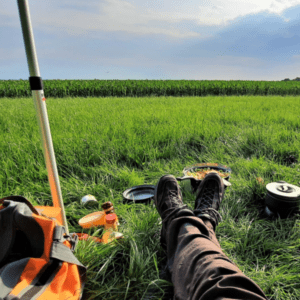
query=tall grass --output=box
[0,96,300,299]
[1,79,300,98]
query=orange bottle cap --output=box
[106,213,116,224]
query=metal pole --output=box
[17,0,69,234]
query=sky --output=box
[1,0,300,80]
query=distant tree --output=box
[282,78,290,81]
[293,77,300,81]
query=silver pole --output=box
[17,0,69,234]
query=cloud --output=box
[171,6,300,64]
[3,0,300,39]
[23,0,201,39]
[2,0,300,80]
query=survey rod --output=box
[17,0,69,234]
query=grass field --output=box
[1,95,300,299]
[1,79,300,98]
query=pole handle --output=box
[17,0,69,234]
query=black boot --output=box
[193,173,226,230]
[154,175,194,250]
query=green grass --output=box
[1,95,300,299]
[2,79,300,98]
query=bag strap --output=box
[51,226,84,266]
[50,226,87,284]
[52,226,78,252]
[0,196,39,215]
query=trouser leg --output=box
[166,216,268,300]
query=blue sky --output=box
[1,0,300,80]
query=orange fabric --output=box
[33,214,56,259]
[37,263,82,300]
[10,212,55,295]
[5,204,83,300]
[35,206,62,222]
[10,258,48,295]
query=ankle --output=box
[176,207,195,218]
[198,215,217,230]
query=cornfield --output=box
[1,79,300,98]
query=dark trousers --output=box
[166,216,268,300]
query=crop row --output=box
[1,79,300,97]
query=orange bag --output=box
[0,196,86,300]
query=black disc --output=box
[123,185,155,205]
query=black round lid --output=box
[123,185,155,204]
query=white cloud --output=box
[2,0,300,39]
[129,0,300,26]
[193,0,300,25]
[27,0,201,39]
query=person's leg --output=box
[166,216,268,300]
[154,174,268,300]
